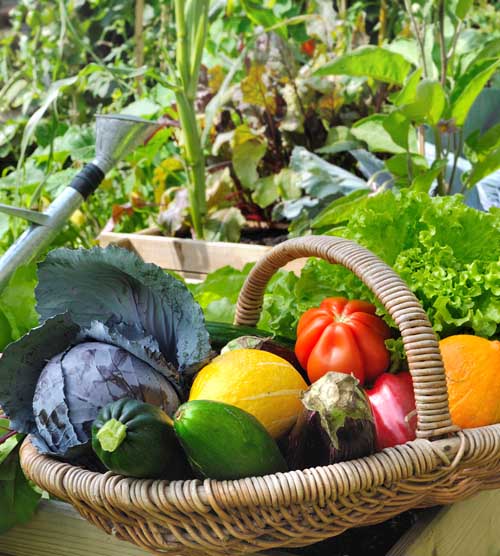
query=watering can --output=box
[0,114,163,291]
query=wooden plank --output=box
[1,500,295,556]
[388,489,500,556]
[1,501,151,556]
[98,231,306,276]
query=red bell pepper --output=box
[295,297,391,385]
[365,372,417,450]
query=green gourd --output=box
[173,400,288,480]
[205,321,294,350]
[92,398,187,479]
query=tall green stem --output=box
[434,128,448,196]
[174,0,209,239]
[175,0,190,90]
[188,1,209,101]
[437,0,447,87]
[449,129,463,193]
[175,92,206,239]
[134,0,145,93]
[404,0,428,78]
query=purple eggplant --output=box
[286,372,376,470]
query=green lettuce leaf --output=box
[190,264,300,339]
[329,191,500,337]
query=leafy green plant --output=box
[193,189,500,340]
[0,412,41,535]
[310,0,500,211]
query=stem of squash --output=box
[96,419,128,453]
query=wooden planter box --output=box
[98,228,305,280]
[3,490,500,556]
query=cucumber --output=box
[206,321,294,350]
[92,398,188,479]
[173,400,288,480]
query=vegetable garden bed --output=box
[98,228,304,280]
[2,1,500,555]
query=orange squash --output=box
[439,335,500,429]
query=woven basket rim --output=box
[20,424,500,556]
[21,429,473,513]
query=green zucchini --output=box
[92,398,188,479]
[205,321,294,350]
[205,321,303,375]
[173,400,288,480]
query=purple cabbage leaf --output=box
[0,313,180,458]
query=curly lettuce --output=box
[328,191,500,337]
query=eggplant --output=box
[286,372,376,470]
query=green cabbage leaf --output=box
[36,246,211,375]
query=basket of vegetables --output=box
[3,236,500,555]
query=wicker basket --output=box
[20,236,500,556]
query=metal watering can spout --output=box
[0,114,164,291]
[93,114,163,174]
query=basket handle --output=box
[234,236,459,440]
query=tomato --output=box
[301,39,316,57]
[295,297,391,385]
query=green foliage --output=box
[0,265,38,350]
[314,46,412,85]
[2,0,500,256]
[231,125,267,188]
[468,148,500,187]
[456,0,474,20]
[352,115,407,154]
[195,191,500,341]
[401,79,446,125]
[450,59,500,127]
[189,264,253,323]
[0,438,41,534]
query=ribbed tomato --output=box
[295,297,391,385]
